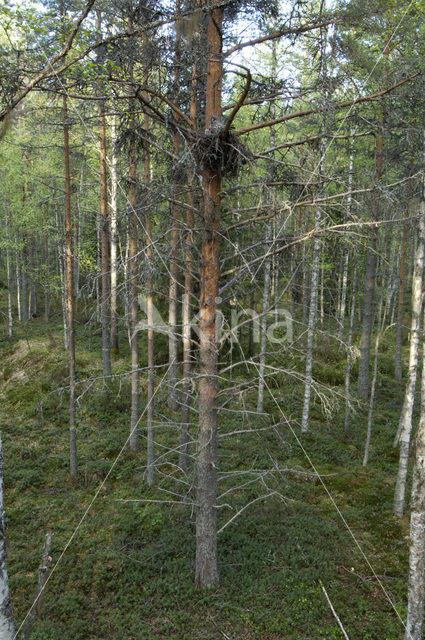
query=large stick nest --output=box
[191,122,251,177]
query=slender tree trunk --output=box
[63,95,78,478]
[99,97,111,380]
[301,143,324,433]
[405,345,425,640]
[257,53,276,416]
[180,60,197,471]
[75,160,84,300]
[247,287,255,358]
[0,433,15,640]
[338,145,354,337]
[145,111,155,487]
[128,99,139,452]
[21,235,29,324]
[15,249,21,323]
[56,211,68,349]
[393,210,425,517]
[21,531,53,640]
[42,206,49,323]
[320,258,324,325]
[123,225,131,345]
[168,5,181,411]
[96,220,101,323]
[395,155,414,380]
[344,271,357,433]
[110,114,119,353]
[5,216,13,338]
[363,271,385,465]
[195,2,223,589]
[357,128,383,398]
[28,239,37,318]
[257,220,272,414]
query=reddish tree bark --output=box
[195,1,223,589]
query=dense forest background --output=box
[1,0,425,638]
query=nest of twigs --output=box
[192,128,251,177]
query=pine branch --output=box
[0,0,96,121]
[234,73,421,137]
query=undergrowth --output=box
[0,316,413,639]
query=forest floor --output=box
[0,312,415,639]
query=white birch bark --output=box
[393,209,425,517]
[0,433,15,640]
[405,344,425,639]
[110,115,119,352]
[301,141,324,433]
[301,221,321,433]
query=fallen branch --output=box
[21,531,54,640]
[319,580,350,640]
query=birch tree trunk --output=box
[99,96,111,381]
[301,142,324,433]
[0,433,15,640]
[195,1,223,588]
[405,340,425,639]
[393,209,425,517]
[145,111,155,487]
[110,114,119,353]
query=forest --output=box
[1,0,425,637]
